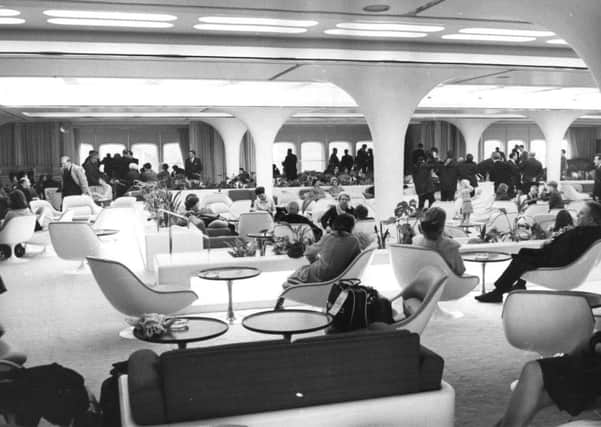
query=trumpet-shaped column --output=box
[228,108,295,195]
[528,111,585,182]
[313,65,477,219]
[447,119,497,161]
[202,117,248,180]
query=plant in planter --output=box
[381,200,420,245]
[226,238,257,257]
[272,224,314,258]
[139,182,183,229]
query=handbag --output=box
[327,279,392,332]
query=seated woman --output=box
[352,204,376,249]
[413,207,465,276]
[251,186,275,216]
[326,177,344,198]
[496,331,601,427]
[284,213,361,288]
[524,184,539,205]
[320,192,355,230]
[0,190,34,231]
[495,183,512,201]
[180,194,220,231]
[549,209,574,237]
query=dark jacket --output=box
[523,225,601,267]
[184,157,203,179]
[340,154,354,171]
[278,213,323,241]
[490,161,513,188]
[437,159,459,192]
[547,190,565,210]
[476,158,494,179]
[594,165,601,200]
[320,206,355,230]
[283,154,298,179]
[457,160,478,188]
[520,158,543,183]
[412,162,435,195]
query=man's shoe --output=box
[512,280,526,291]
[475,290,503,303]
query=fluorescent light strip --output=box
[23,112,234,118]
[459,28,554,37]
[0,9,19,17]
[442,34,536,42]
[579,115,601,119]
[0,17,23,24]
[47,18,173,28]
[325,29,427,38]
[293,113,364,118]
[194,23,306,34]
[547,39,568,45]
[413,113,527,119]
[43,10,177,21]
[337,22,444,32]
[0,41,586,69]
[198,16,317,27]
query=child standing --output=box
[459,179,473,225]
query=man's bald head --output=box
[287,201,300,215]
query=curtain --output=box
[0,124,16,171]
[239,131,256,172]
[177,127,189,157]
[567,127,598,159]
[191,122,226,184]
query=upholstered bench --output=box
[119,329,454,426]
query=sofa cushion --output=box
[158,330,422,423]
[128,349,166,425]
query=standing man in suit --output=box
[520,152,543,193]
[327,148,340,173]
[340,149,354,172]
[60,155,90,198]
[476,201,601,303]
[355,144,369,173]
[184,150,203,180]
[593,154,601,201]
[282,148,298,180]
[490,152,514,196]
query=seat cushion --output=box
[128,350,166,425]
[158,330,423,423]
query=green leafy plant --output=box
[272,224,314,258]
[139,182,182,227]
[226,238,257,257]
[381,200,420,245]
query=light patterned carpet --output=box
[1,247,600,427]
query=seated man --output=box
[277,201,323,241]
[251,186,275,216]
[541,180,565,210]
[496,331,601,427]
[284,213,360,288]
[477,201,601,303]
[413,207,465,276]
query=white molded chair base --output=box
[119,326,135,340]
[2,254,28,264]
[65,260,88,275]
[434,303,464,320]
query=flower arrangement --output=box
[272,224,314,258]
[226,238,257,257]
[380,200,420,245]
[126,313,180,339]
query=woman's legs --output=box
[497,360,554,427]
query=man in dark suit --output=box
[327,148,340,173]
[282,148,298,180]
[340,149,354,172]
[476,201,601,303]
[593,154,601,201]
[184,150,203,180]
[520,151,543,193]
[277,201,323,241]
[490,152,514,196]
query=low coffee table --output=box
[462,251,512,294]
[242,309,333,341]
[197,266,261,324]
[133,316,228,349]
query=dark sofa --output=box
[120,330,454,426]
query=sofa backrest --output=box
[157,330,423,424]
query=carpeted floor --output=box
[1,246,600,426]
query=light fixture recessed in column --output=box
[337,22,444,32]
[0,8,20,17]
[363,4,390,12]
[0,17,24,24]
[547,39,568,45]
[325,28,427,38]
[198,16,317,27]
[43,10,177,21]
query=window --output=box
[355,141,373,153]
[273,142,296,167]
[301,141,325,172]
[99,143,126,160]
[328,141,352,159]
[529,139,546,167]
[162,143,183,168]
[132,143,159,170]
[483,139,503,159]
[507,139,524,157]
[78,143,94,165]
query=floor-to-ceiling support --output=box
[202,118,248,181]
[446,119,498,162]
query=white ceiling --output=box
[0,0,598,125]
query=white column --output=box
[446,119,497,161]
[314,64,476,220]
[228,108,295,196]
[528,111,586,182]
[202,117,247,180]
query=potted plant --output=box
[139,182,182,229]
[226,238,257,257]
[380,200,420,246]
[272,224,314,258]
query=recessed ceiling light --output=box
[337,22,444,32]
[43,10,177,21]
[47,18,173,28]
[363,4,390,12]
[198,16,317,27]
[413,113,528,119]
[194,23,307,34]
[0,17,24,24]
[459,28,554,37]
[325,28,427,38]
[547,39,568,45]
[442,34,536,42]
[579,115,601,119]
[0,9,20,17]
